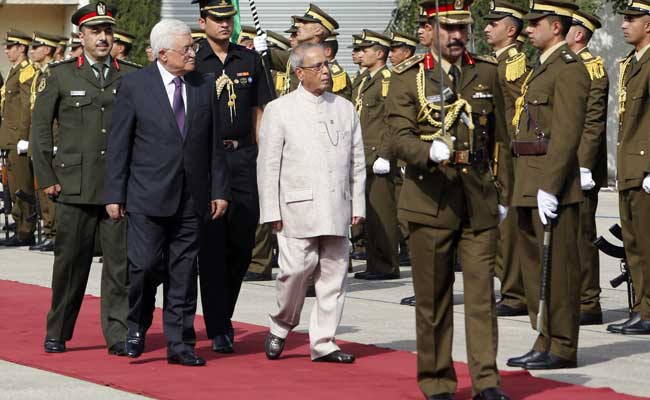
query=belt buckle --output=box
[223,140,238,151]
[454,150,470,165]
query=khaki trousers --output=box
[248,223,274,276]
[269,233,349,359]
[579,188,601,314]
[365,172,399,275]
[410,222,499,397]
[7,150,35,239]
[37,188,56,239]
[495,209,526,308]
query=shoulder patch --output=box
[117,59,143,69]
[560,50,576,63]
[507,47,519,58]
[19,63,36,84]
[474,55,498,65]
[381,69,391,79]
[49,58,75,68]
[583,56,605,80]
[393,54,425,75]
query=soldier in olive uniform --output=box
[506,0,590,370]
[31,2,140,355]
[67,33,83,59]
[350,34,367,88]
[353,30,399,280]
[566,9,609,326]
[111,28,135,61]
[608,0,650,335]
[483,0,530,317]
[28,31,62,252]
[1,30,36,247]
[238,25,257,49]
[385,1,511,398]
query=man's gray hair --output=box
[150,19,192,57]
[290,43,325,71]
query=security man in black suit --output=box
[192,0,273,353]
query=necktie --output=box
[172,76,186,137]
[93,63,106,86]
[449,64,461,92]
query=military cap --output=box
[30,31,60,48]
[191,29,207,42]
[390,31,418,48]
[292,4,339,33]
[68,33,82,49]
[571,9,602,32]
[347,34,364,49]
[418,6,429,23]
[71,1,116,27]
[57,35,68,47]
[284,17,299,34]
[113,28,136,45]
[523,0,578,21]
[324,31,339,42]
[516,31,528,44]
[266,30,291,50]
[192,0,237,18]
[239,25,257,42]
[358,30,392,48]
[484,0,527,21]
[620,0,650,16]
[3,29,31,46]
[419,0,474,25]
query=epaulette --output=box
[393,54,425,75]
[48,58,75,68]
[474,55,498,65]
[560,50,576,64]
[331,64,347,92]
[331,63,342,74]
[505,48,527,82]
[117,58,143,69]
[583,56,605,80]
[19,62,36,84]
[381,69,391,79]
[579,50,594,61]
[381,68,391,97]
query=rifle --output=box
[15,188,42,244]
[595,224,634,314]
[0,150,12,241]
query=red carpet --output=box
[0,279,645,400]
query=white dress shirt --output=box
[156,61,187,113]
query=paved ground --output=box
[0,190,649,399]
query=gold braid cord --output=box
[512,69,534,132]
[281,59,292,96]
[216,71,237,123]
[354,76,368,114]
[618,56,633,122]
[416,64,473,142]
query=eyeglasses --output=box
[297,61,329,72]
[167,43,199,56]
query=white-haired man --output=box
[257,43,366,363]
[105,18,229,366]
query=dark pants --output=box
[199,146,259,338]
[579,188,601,314]
[365,171,400,276]
[46,202,128,348]
[127,187,200,356]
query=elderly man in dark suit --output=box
[105,19,229,366]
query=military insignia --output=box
[236,72,250,77]
[248,77,253,83]
[234,78,240,84]
[220,0,228,5]
[454,0,464,10]
[628,0,635,6]
[96,1,107,16]
[560,50,576,63]
[472,92,494,99]
[530,0,535,9]
[490,0,496,11]
[216,70,237,123]
[479,115,488,126]
[427,95,442,104]
[473,83,488,91]
[37,78,47,93]
[70,90,86,96]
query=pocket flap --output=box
[64,96,92,108]
[527,94,549,105]
[626,141,647,156]
[54,153,82,168]
[285,189,313,203]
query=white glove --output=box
[429,139,451,163]
[643,175,650,194]
[372,157,390,175]
[253,34,268,53]
[537,189,558,225]
[498,204,508,224]
[53,146,58,155]
[580,167,596,191]
[17,140,29,154]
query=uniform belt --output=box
[511,139,549,157]
[223,137,254,152]
[450,149,488,165]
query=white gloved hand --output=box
[17,140,29,155]
[537,189,558,225]
[498,204,508,224]
[643,175,650,194]
[253,34,268,53]
[372,157,390,175]
[429,139,451,163]
[580,167,596,191]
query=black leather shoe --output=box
[306,285,316,297]
[496,301,528,317]
[265,332,285,360]
[44,338,66,353]
[2,222,15,232]
[523,353,577,370]
[227,327,235,343]
[473,388,510,400]
[621,318,650,334]
[167,351,206,366]
[38,238,55,252]
[243,271,273,281]
[353,271,370,279]
[2,234,35,247]
[212,333,234,353]
[313,350,355,364]
[607,312,641,333]
[356,271,400,280]
[506,350,547,367]
[126,331,145,358]
[580,312,603,326]
[108,341,127,356]
[29,241,45,251]
[427,394,454,400]
[400,295,416,306]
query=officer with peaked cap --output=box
[111,28,136,60]
[385,0,511,398]
[483,0,530,318]
[507,0,590,370]
[323,32,353,100]
[67,33,83,59]
[238,25,257,49]
[31,1,140,355]
[389,31,418,67]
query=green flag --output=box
[231,0,241,43]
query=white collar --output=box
[157,60,184,85]
[297,83,324,104]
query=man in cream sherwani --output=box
[257,43,366,364]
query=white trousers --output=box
[269,233,349,359]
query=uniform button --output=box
[75,102,80,107]
[462,168,468,174]
[101,128,106,133]
[101,88,105,92]
[101,107,105,112]
[61,163,65,167]
[418,175,423,181]
[617,142,620,146]
[533,100,538,104]
[371,146,376,151]
[463,142,469,147]
[7,90,11,94]
[641,151,645,155]
[100,150,106,155]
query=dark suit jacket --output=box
[104,63,229,218]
